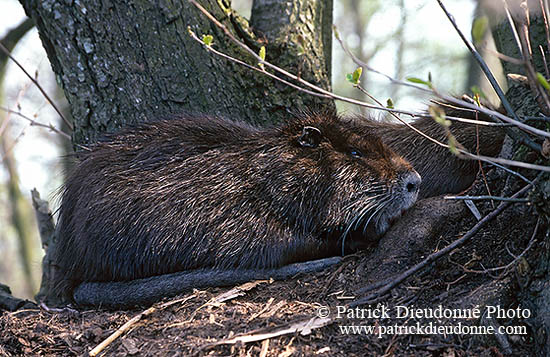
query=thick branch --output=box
[0,17,34,70]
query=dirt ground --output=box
[0,173,544,356]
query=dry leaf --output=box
[542,138,550,159]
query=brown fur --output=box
[54,110,421,303]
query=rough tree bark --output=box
[20,0,334,146]
[489,6,550,356]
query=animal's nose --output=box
[402,171,421,194]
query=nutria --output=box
[54,110,421,307]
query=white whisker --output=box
[339,193,392,256]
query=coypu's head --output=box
[281,111,421,243]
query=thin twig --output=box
[475,118,495,208]
[478,45,525,65]
[445,116,514,127]
[540,45,550,79]
[444,195,530,203]
[0,106,71,140]
[439,93,549,141]
[0,81,31,138]
[542,0,550,55]
[187,30,331,99]
[461,152,550,172]
[332,24,432,94]
[1,84,33,161]
[0,42,73,131]
[503,0,524,55]
[1,125,28,162]
[465,218,540,274]
[89,295,196,356]
[353,83,459,151]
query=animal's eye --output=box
[349,148,363,158]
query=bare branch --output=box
[444,195,530,203]
[439,93,550,141]
[436,0,543,152]
[465,218,540,274]
[0,106,71,140]
[0,42,73,131]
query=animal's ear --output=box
[298,126,323,148]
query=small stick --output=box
[445,116,513,126]
[259,339,269,357]
[199,316,331,349]
[0,106,71,140]
[477,126,495,208]
[323,259,352,294]
[465,218,540,274]
[89,295,195,356]
[477,45,524,65]
[438,93,547,144]
[503,0,524,53]
[248,297,275,322]
[88,306,157,356]
[444,195,530,203]
[540,45,550,79]
[541,0,550,55]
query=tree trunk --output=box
[19,0,334,146]
[490,10,550,357]
[250,0,333,91]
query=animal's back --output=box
[54,116,269,292]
